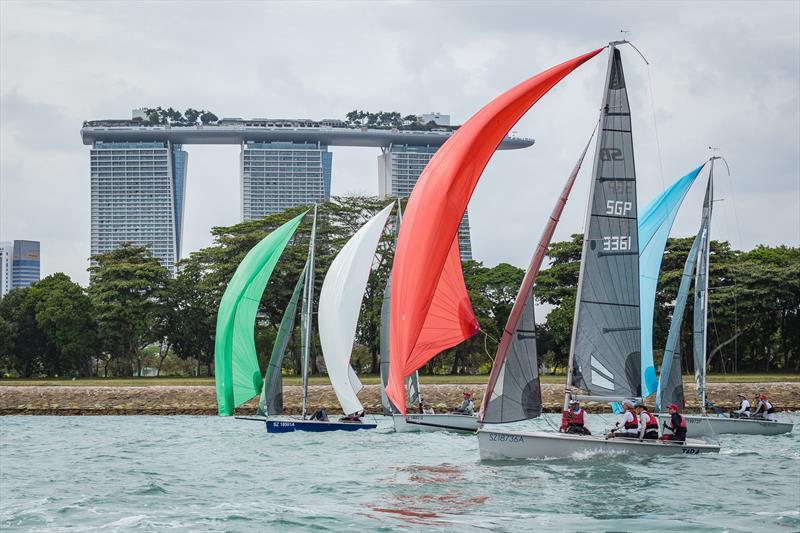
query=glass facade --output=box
[378,145,473,260]
[10,240,40,290]
[0,241,12,296]
[241,141,331,219]
[90,141,183,274]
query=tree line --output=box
[1,197,797,378]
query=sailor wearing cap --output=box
[560,399,591,435]
[730,393,750,419]
[633,402,659,440]
[455,391,475,415]
[609,399,639,438]
[660,403,687,442]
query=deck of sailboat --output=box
[476,427,720,460]
[391,413,479,433]
[655,413,794,437]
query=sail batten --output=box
[319,203,395,415]
[567,46,641,400]
[387,48,605,414]
[480,131,594,424]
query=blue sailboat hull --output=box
[266,419,377,433]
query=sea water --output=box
[1,414,798,532]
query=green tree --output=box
[88,244,171,376]
[0,288,47,377]
[28,273,97,377]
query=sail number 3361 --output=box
[603,236,631,251]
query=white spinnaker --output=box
[319,202,395,415]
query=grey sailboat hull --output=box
[477,428,719,460]
[656,413,793,437]
[392,413,479,433]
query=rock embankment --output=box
[1,382,798,415]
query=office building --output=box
[82,113,533,269]
[378,145,473,260]
[0,241,12,296]
[241,141,332,219]
[12,240,40,289]
[90,141,187,274]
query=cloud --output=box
[1,0,798,287]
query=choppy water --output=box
[1,414,798,532]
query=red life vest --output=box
[624,412,638,429]
[568,408,585,426]
[643,411,659,430]
[673,413,687,429]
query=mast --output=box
[697,160,714,414]
[301,204,318,418]
[565,42,641,408]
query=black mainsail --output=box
[567,44,641,401]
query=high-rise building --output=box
[378,145,473,260]
[10,240,40,290]
[241,141,332,219]
[90,141,187,274]
[0,241,12,296]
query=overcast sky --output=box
[1,1,798,286]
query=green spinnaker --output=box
[214,212,307,416]
[257,259,307,416]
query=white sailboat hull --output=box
[392,413,479,433]
[656,414,793,437]
[477,429,719,460]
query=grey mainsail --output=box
[655,222,705,411]
[694,171,713,410]
[567,45,641,400]
[257,261,307,416]
[300,205,318,417]
[379,272,395,414]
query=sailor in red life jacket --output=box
[753,393,777,421]
[609,400,638,438]
[660,403,687,442]
[560,399,591,435]
[633,403,659,440]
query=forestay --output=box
[214,212,306,416]
[638,164,705,398]
[568,46,641,399]
[656,218,705,411]
[481,132,594,424]
[319,202,395,415]
[387,47,604,413]
[694,173,713,407]
[258,260,307,416]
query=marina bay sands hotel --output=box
[81,112,534,273]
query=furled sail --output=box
[319,203,395,415]
[568,46,642,399]
[300,205,318,418]
[387,48,604,413]
[638,164,705,399]
[480,132,594,424]
[694,172,713,406]
[379,271,394,414]
[656,221,705,411]
[257,260,307,416]
[215,212,307,416]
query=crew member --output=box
[660,403,687,442]
[455,391,475,415]
[753,394,777,421]
[560,399,591,435]
[340,410,364,423]
[730,393,750,418]
[610,400,638,438]
[634,403,659,440]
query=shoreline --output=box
[2,382,798,415]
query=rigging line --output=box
[646,63,666,191]
[481,329,497,363]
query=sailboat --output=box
[476,42,720,459]
[264,203,398,432]
[384,46,606,433]
[654,160,793,437]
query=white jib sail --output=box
[319,202,395,415]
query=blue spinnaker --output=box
[638,163,705,400]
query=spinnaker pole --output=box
[301,204,318,418]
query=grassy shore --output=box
[1,373,798,387]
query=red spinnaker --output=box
[386,48,604,414]
[479,130,595,422]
